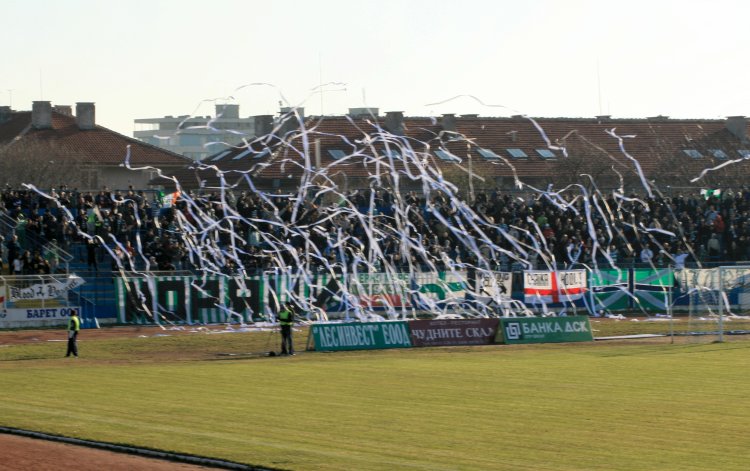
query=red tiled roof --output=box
[154,114,750,189]
[0,111,190,167]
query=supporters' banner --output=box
[676,268,716,291]
[633,268,673,311]
[8,275,85,302]
[416,271,468,303]
[409,318,499,347]
[497,316,593,344]
[312,321,412,351]
[350,272,412,308]
[524,270,586,304]
[589,269,630,311]
[477,272,513,298]
[115,275,258,324]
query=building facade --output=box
[134,104,256,161]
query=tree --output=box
[0,140,88,189]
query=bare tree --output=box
[0,140,87,189]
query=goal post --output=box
[679,266,750,342]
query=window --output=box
[683,149,702,159]
[507,148,528,159]
[232,148,254,160]
[253,148,271,159]
[709,149,729,160]
[477,148,501,160]
[179,134,203,147]
[434,149,461,162]
[382,149,401,159]
[739,149,750,158]
[210,150,231,162]
[328,149,347,160]
[535,149,556,160]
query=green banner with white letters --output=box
[311,322,412,351]
[497,316,593,344]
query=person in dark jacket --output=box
[66,310,80,357]
[278,303,295,356]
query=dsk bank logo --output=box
[505,322,522,340]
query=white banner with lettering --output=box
[476,271,513,299]
[8,275,86,302]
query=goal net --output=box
[678,266,750,341]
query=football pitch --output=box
[1,323,749,471]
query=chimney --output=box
[280,106,305,120]
[596,115,611,122]
[215,104,239,119]
[647,115,669,122]
[32,101,52,129]
[508,130,518,142]
[253,115,274,137]
[348,107,379,118]
[461,114,479,118]
[76,102,96,130]
[278,107,304,136]
[0,106,11,124]
[54,105,73,116]
[726,116,747,142]
[384,111,404,135]
[441,114,457,132]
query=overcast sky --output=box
[5,0,750,136]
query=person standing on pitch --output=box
[278,303,295,355]
[66,310,80,357]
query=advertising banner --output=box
[498,316,593,344]
[311,321,412,351]
[0,306,82,328]
[409,318,499,347]
[524,270,587,304]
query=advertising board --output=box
[497,316,593,344]
[311,321,412,351]
[409,318,499,347]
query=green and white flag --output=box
[700,188,721,200]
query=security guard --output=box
[66,310,80,357]
[278,303,295,356]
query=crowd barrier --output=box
[6,266,749,329]
[111,268,678,323]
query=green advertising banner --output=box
[497,316,593,344]
[312,321,412,351]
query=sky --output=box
[4,0,750,136]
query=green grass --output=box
[2,329,750,470]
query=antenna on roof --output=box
[597,59,603,116]
[319,52,324,116]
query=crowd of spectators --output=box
[2,184,750,277]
